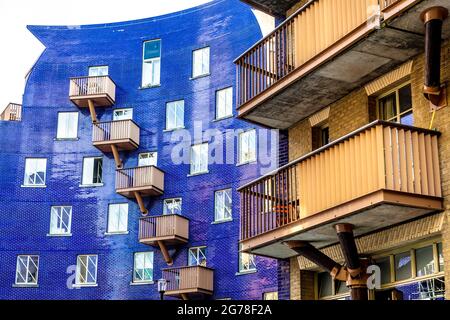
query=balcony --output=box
[115,166,164,198]
[162,266,214,299]
[92,120,140,153]
[0,103,22,121]
[235,0,450,128]
[139,214,189,246]
[239,121,443,259]
[69,76,116,108]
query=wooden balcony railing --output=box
[162,266,214,297]
[239,121,441,241]
[92,120,140,151]
[235,0,380,107]
[115,165,164,197]
[139,214,189,245]
[69,76,116,107]
[0,103,22,121]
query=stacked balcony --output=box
[162,266,214,300]
[139,214,189,246]
[69,75,116,108]
[0,103,22,121]
[115,166,164,198]
[239,121,443,259]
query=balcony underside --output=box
[93,139,139,153]
[116,186,163,198]
[165,289,213,299]
[139,235,188,247]
[240,0,297,16]
[238,0,450,129]
[241,189,442,259]
[70,94,114,108]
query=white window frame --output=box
[81,157,103,186]
[239,244,257,273]
[133,252,154,283]
[190,143,208,175]
[188,247,207,266]
[107,203,129,234]
[88,66,109,77]
[113,108,133,121]
[238,129,257,164]
[165,100,185,131]
[138,152,158,167]
[23,158,47,187]
[142,40,161,87]
[214,189,232,222]
[56,112,79,139]
[216,87,233,120]
[163,198,182,215]
[49,206,72,236]
[15,255,39,286]
[192,47,210,78]
[75,255,98,286]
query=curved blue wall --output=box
[0,0,278,299]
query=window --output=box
[192,47,210,78]
[138,152,157,167]
[415,245,435,277]
[166,100,184,130]
[15,255,39,286]
[190,143,208,175]
[312,124,329,150]
[133,252,154,283]
[76,255,98,286]
[216,87,233,119]
[238,130,256,164]
[88,66,109,76]
[163,198,182,215]
[263,292,278,300]
[188,247,207,266]
[437,242,444,272]
[81,157,103,185]
[214,189,232,222]
[23,158,47,186]
[107,203,128,233]
[239,244,256,273]
[375,256,392,285]
[377,83,413,125]
[394,251,412,281]
[318,272,333,298]
[142,40,161,87]
[113,108,133,121]
[49,206,72,235]
[56,112,78,139]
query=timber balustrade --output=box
[92,120,140,151]
[139,214,189,245]
[0,103,22,121]
[69,75,116,107]
[162,266,214,297]
[115,165,164,197]
[239,121,441,241]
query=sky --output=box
[0,0,214,113]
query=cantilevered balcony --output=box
[139,215,189,246]
[69,75,116,108]
[235,0,450,128]
[239,121,443,259]
[93,120,140,151]
[0,103,22,121]
[162,266,214,300]
[116,166,164,198]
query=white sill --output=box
[190,73,210,80]
[211,219,233,225]
[21,184,46,188]
[213,115,234,122]
[104,231,129,236]
[54,137,79,141]
[236,160,257,167]
[187,170,209,177]
[163,127,185,132]
[47,233,72,237]
[130,281,154,286]
[72,284,98,288]
[79,183,104,188]
[12,284,38,288]
[139,84,161,90]
[235,270,257,276]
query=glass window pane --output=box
[399,84,412,113]
[50,206,72,235]
[190,144,208,174]
[144,40,161,60]
[82,158,94,185]
[379,93,397,121]
[166,101,184,130]
[375,256,392,285]
[24,158,47,186]
[394,251,412,281]
[193,47,210,78]
[416,245,435,277]
[163,198,182,215]
[335,280,349,294]
[88,66,108,76]
[138,152,157,167]
[400,112,413,126]
[318,272,333,298]
[113,109,133,121]
[134,252,153,282]
[437,243,444,272]
[57,112,78,139]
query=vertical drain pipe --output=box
[420,6,448,107]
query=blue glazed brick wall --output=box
[0,0,278,300]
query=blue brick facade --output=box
[0,0,278,300]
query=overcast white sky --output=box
[0,0,213,113]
